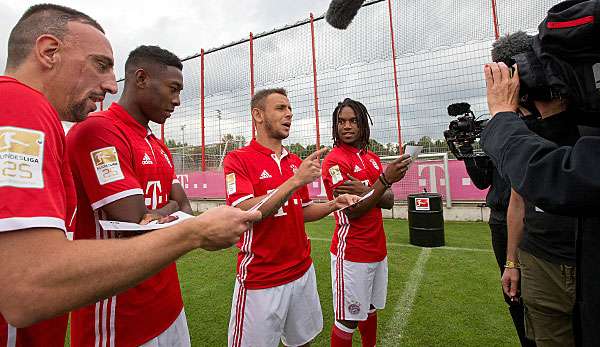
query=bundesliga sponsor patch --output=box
[226,173,236,195]
[0,126,45,188]
[329,165,343,184]
[90,146,124,185]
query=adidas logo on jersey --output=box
[259,170,272,180]
[354,165,362,173]
[142,153,154,165]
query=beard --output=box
[65,93,104,122]
[264,119,289,140]
[65,101,91,122]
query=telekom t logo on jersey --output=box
[145,180,168,209]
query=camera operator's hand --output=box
[485,62,520,117]
[501,267,520,302]
[383,154,411,183]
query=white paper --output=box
[99,211,194,231]
[405,145,423,159]
[250,188,279,212]
[336,189,375,212]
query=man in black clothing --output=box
[464,155,534,347]
[481,58,600,345]
[503,108,579,347]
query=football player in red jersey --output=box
[322,98,411,347]
[67,45,195,347]
[0,5,260,342]
[224,88,359,347]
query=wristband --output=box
[504,260,520,269]
[379,174,392,189]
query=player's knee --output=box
[336,319,359,329]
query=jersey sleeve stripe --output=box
[0,216,66,232]
[91,188,144,210]
[231,194,254,207]
[172,179,180,184]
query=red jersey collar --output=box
[1,76,51,104]
[338,142,366,155]
[108,102,152,138]
[249,139,289,158]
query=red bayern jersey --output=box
[322,143,387,262]
[66,102,183,347]
[224,139,313,289]
[0,76,72,346]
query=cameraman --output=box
[480,2,600,343]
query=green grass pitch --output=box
[175,218,519,346]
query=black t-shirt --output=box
[520,111,578,265]
[463,155,510,225]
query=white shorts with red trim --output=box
[139,309,190,347]
[330,254,388,321]
[228,265,323,347]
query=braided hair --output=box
[331,98,373,150]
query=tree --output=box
[288,143,306,157]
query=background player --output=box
[321,98,410,347]
[224,88,359,347]
[67,45,193,346]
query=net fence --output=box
[101,0,562,200]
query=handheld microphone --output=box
[325,0,367,29]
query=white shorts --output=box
[228,265,323,347]
[331,254,388,321]
[140,309,190,347]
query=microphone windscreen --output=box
[325,0,367,29]
[447,103,472,116]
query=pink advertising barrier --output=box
[177,159,488,201]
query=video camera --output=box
[443,102,489,160]
[510,0,600,125]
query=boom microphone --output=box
[325,0,367,29]
[447,102,472,117]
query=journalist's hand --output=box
[384,154,411,183]
[293,147,329,186]
[501,267,520,302]
[186,205,262,251]
[485,62,520,117]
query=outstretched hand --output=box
[332,193,361,210]
[294,147,329,186]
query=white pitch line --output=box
[381,247,431,345]
[309,237,492,253]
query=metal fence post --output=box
[200,48,206,172]
[309,13,321,151]
[491,0,500,40]
[386,0,403,154]
[249,32,256,140]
